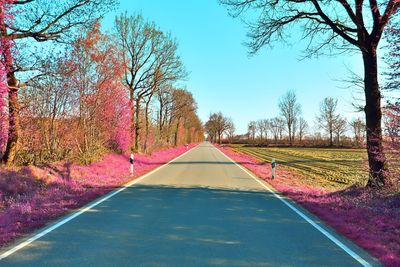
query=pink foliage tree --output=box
[0,0,14,154]
[71,22,131,154]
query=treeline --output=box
[206,90,398,149]
[0,1,203,166]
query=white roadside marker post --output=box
[130,153,134,175]
[271,158,277,179]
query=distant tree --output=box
[270,117,285,144]
[298,118,308,145]
[350,118,366,147]
[156,84,173,141]
[205,112,228,144]
[247,121,256,143]
[205,120,217,143]
[225,118,235,144]
[316,97,339,146]
[279,90,301,146]
[171,89,197,146]
[220,0,400,187]
[334,116,348,146]
[256,119,269,144]
[384,102,400,145]
[269,118,279,144]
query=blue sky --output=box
[102,0,374,134]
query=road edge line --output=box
[214,146,373,267]
[0,144,199,261]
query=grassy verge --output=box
[0,144,195,248]
[218,144,400,267]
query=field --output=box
[230,145,368,190]
[219,145,400,266]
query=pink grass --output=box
[0,144,195,247]
[217,144,400,267]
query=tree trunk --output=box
[174,119,180,146]
[329,130,333,147]
[134,98,141,152]
[362,46,387,188]
[129,89,135,152]
[2,72,20,166]
[158,101,163,138]
[143,97,151,153]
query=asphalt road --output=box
[0,142,380,266]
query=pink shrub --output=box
[0,144,195,247]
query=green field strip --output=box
[232,147,367,186]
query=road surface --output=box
[0,143,380,266]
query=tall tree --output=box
[0,0,116,165]
[221,0,400,187]
[316,97,339,147]
[115,14,157,151]
[279,90,301,146]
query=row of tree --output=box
[207,92,367,148]
[0,1,204,165]
[220,0,400,188]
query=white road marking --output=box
[0,145,198,261]
[214,146,373,267]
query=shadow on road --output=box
[3,185,365,267]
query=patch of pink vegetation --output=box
[217,145,400,267]
[0,144,195,247]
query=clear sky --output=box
[101,0,377,134]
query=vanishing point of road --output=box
[0,143,380,266]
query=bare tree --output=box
[270,117,285,144]
[279,90,301,146]
[115,14,159,151]
[205,120,217,143]
[115,14,185,151]
[225,118,235,144]
[256,119,269,144]
[350,118,366,147]
[316,97,339,146]
[171,89,196,146]
[298,117,309,145]
[334,116,348,146]
[247,121,257,144]
[205,112,228,144]
[221,0,400,187]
